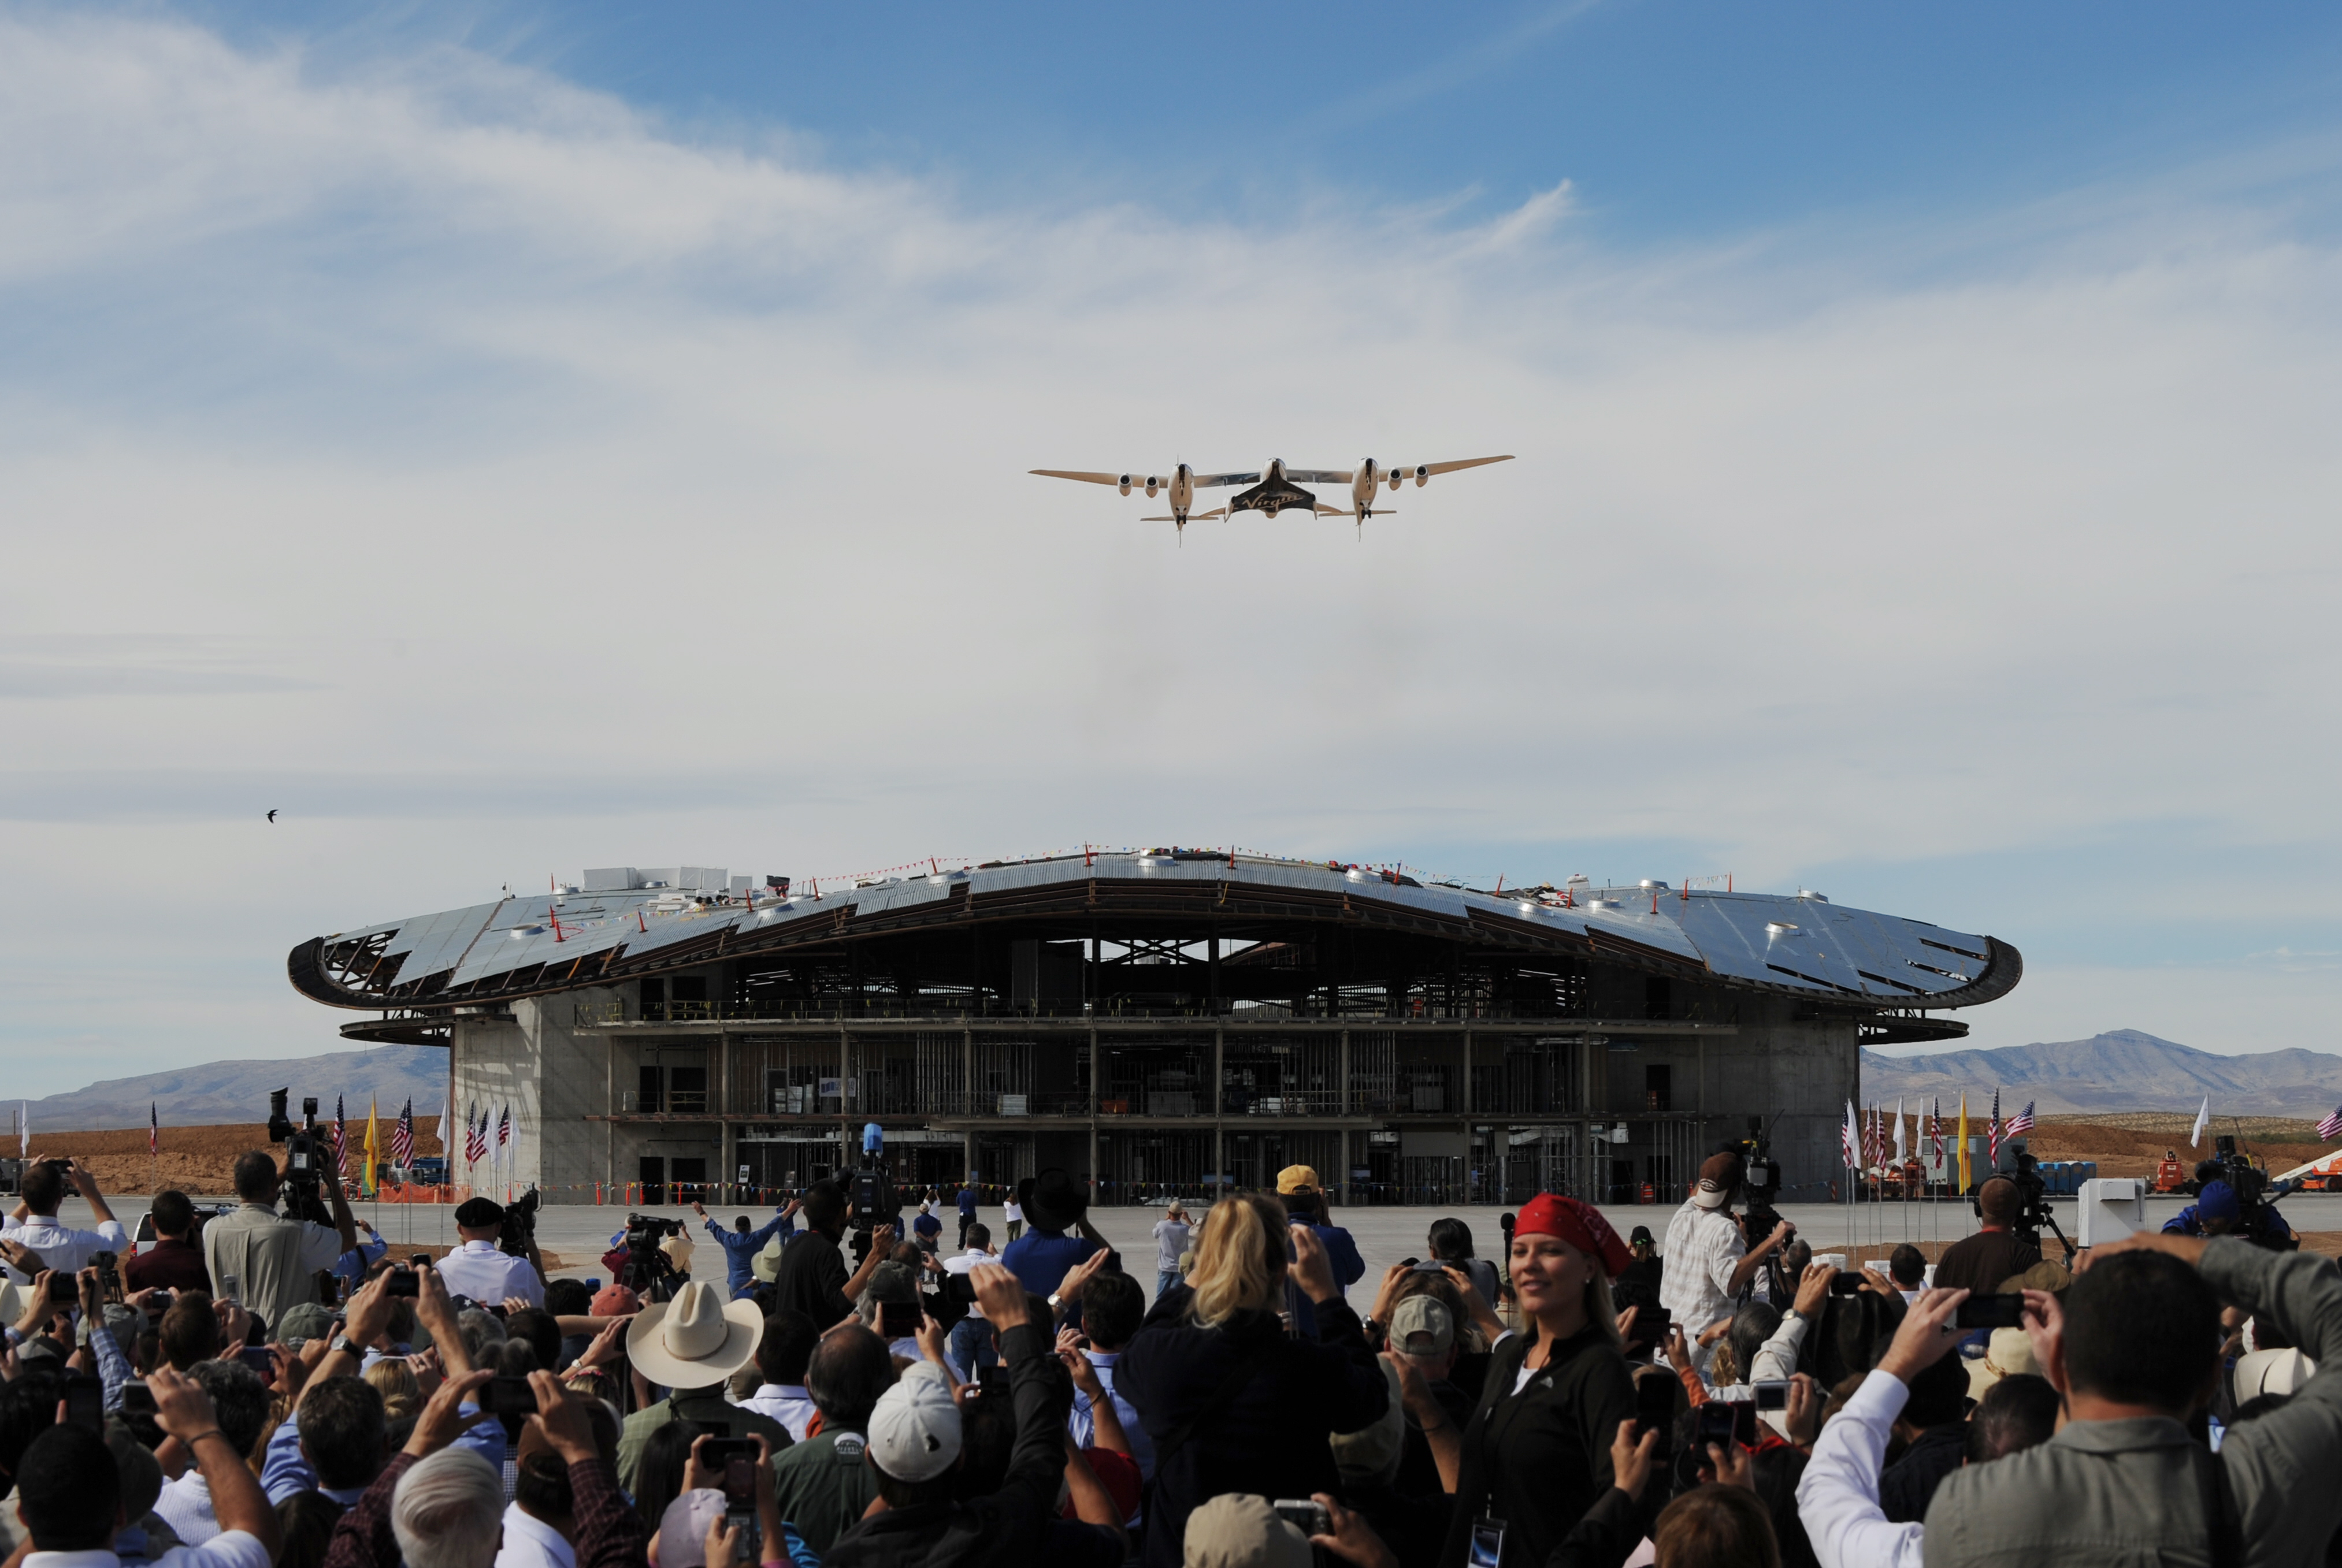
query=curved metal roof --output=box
[288,850,2020,1018]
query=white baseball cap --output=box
[867,1361,962,1482]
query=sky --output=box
[7,2,2342,1097]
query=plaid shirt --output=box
[1660,1198,1747,1364]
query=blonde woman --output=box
[1442,1194,1637,1568]
[1117,1191,1388,1568]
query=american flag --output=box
[149,1102,157,1157]
[392,1098,414,1166]
[464,1103,486,1162]
[497,1105,511,1153]
[2318,1105,2342,1143]
[1840,1100,1858,1169]
[333,1095,350,1177]
[1987,1088,2005,1163]
[1928,1098,1943,1163]
[2006,1099,2036,1139]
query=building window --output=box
[1645,1064,1672,1113]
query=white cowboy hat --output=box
[752,1233,786,1283]
[624,1280,762,1389]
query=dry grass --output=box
[2024,1119,2329,1179]
[25,1119,444,1196]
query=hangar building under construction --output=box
[288,850,2021,1206]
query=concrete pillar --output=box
[718,1030,733,1202]
[1212,1025,1225,1196]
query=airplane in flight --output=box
[1030,455,1515,536]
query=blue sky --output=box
[187,3,2342,246]
[5,2,2342,1095]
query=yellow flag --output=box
[1957,1093,1970,1194]
[363,1098,380,1197]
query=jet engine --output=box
[1118,474,1133,496]
[1412,464,1430,488]
[1145,475,1161,497]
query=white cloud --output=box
[4,8,2342,1088]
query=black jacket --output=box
[1119,1290,1390,1568]
[772,1228,853,1330]
[1442,1325,1635,1568]
[825,1322,1118,1568]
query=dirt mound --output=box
[26,1119,446,1196]
[2025,1119,2328,1179]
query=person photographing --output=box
[1661,1151,1790,1376]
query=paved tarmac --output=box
[39,1189,2341,1306]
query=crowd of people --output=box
[3,1143,2341,1568]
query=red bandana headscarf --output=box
[1514,1194,1632,1278]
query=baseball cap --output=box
[867,1362,962,1482]
[1274,1165,1322,1196]
[590,1283,640,1317]
[277,1302,336,1348]
[1183,1493,1312,1568]
[1389,1295,1455,1357]
[1629,1225,1655,1246]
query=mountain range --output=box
[13,1046,447,1132]
[1862,1029,2342,1117]
[16,1028,2341,1131]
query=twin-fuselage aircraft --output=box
[1031,455,1514,535]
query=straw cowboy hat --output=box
[1966,1327,2040,1400]
[624,1280,762,1389]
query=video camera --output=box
[266,1090,337,1227]
[617,1213,685,1296]
[847,1165,900,1266]
[1725,1117,1792,1303]
[500,1188,540,1259]
[2196,1135,2299,1252]
[2003,1147,2076,1263]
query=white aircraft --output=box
[1030,455,1515,536]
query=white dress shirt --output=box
[495,1502,577,1568]
[1794,1369,1925,1568]
[1,1213,129,1278]
[941,1247,994,1275]
[28,1537,269,1568]
[153,1472,219,1546]
[738,1383,818,1441]
[434,1239,545,1307]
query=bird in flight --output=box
[1031,455,1514,536]
[266,809,278,823]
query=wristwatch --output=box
[1046,1293,1061,1309]
[329,1335,360,1357]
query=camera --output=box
[500,1188,541,1259]
[1998,1148,2074,1262]
[267,1090,337,1227]
[847,1164,901,1265]
[1724,1117,1792,1302]
[2195,1136,2299,1252]
[618,1213,685,1296]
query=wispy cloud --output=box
[3,8,2342,1085]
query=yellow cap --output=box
[1275,1165,1322,1195]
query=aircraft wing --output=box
[1282,469,1355,485]
[1189,471,1260,489]
[1030,469,1134,485]
[1419,455,1514,477]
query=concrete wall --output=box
[450,989,641,1205]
